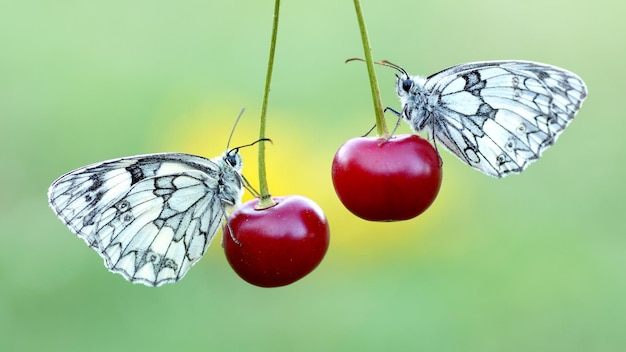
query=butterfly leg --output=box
[383,107,404,138]
[359,106,418,140]
[241,174,261,198]
[361,124,376,137]
[220,204,242,246]
[431,120,444,166]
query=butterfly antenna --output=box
[378,60,408,76]
[345,57,366,64]
[230,138,272,153]
[226,107,246,150]
[345,57,409,76]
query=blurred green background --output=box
[1,0,624,351]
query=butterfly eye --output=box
[401,79,413,92]
[226,151,239,167]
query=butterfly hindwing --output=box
[48,152,243,286]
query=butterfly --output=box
[384,60,587,178]
[48,150,245,287]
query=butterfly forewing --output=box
[48,152,244,286]
[398,60,587,177]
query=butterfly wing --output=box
[423,61,587,177]
[48,153,238,286]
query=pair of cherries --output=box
[224,134,441,288]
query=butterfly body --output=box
[48,151,243,286]
[394,60,587,178]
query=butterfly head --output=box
[376,60,420,105]
[223,138,272,172]
[395,74,415,98]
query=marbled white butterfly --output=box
[48,149,245,287]
[386,60,587,177]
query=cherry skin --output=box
[331,134,442,221]
[223,195,330,288]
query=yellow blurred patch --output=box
[154,104,454,261]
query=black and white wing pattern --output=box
[394,60,587,177]
[48,151,244,286]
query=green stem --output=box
[255,0,280,209]
[353,0,389,138]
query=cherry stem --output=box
[255,0,280,210]
[352,0,389,138]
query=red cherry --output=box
[331,134,442,221]
[223,195,330,288]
